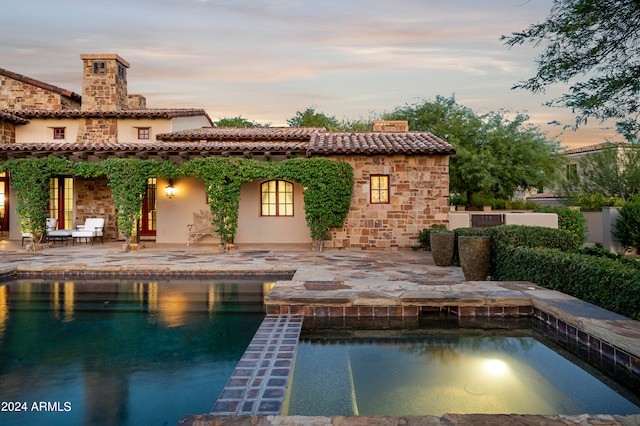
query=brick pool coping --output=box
[2,263,640,425]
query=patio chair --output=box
[187,209,214,245]
[72,218,105,245]
[47,217,74,245]
[22,218,57,246]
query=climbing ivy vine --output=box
[278,158,353,251]
[100,159,176,251]
[3,157,73,249]
[1,156,352,252]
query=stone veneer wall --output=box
[324,154,450,249]
[80,54,128,111]
[0,75,80,110]
[74,176,119,240]
[127,94,146,109]
[76,118,118,143]
[0,121,15,143]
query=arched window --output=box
[261,180,294,216]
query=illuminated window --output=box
[138,127,150,140]
[370,174,389,204]
[261,180,293,216]
[53,127,65,140]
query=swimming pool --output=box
[282,317,640,416]
[0,277,287,426]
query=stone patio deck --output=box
[1,239,639,425]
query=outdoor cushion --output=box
[22,218,58,245]
[75,218,105,243]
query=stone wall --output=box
[80,54,129,111]
[128,94,146,109]
[0,121,15,143]
[76,118,118,143]
[74,176,119,240]
[323,154,451,249]
[0,75,80,110]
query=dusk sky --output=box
[1,0,622,149]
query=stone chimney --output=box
[80,54,130,111]
[127,94,146,109]
[372,120,409,132]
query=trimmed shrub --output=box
[491,224,580,252]
[573,244,640,269]
[534,206,587,246]
[494,245,640,320]
[614,201,640,251]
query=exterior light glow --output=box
[165,179,176,199]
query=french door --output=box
[49,177,74,230]
[0,172,8,234]
[140,178,156,236]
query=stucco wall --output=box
[16,117,195,144]
[322,154,451,249]
[583,211,603,244]
[155,177,218,244]
[170,116,212,132]
[15,118,81,143]
[235,180,311,244]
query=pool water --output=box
[0,278,282,426]
[283,319,640,416]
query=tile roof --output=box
[10,108,212,123]
[156,127,455,155]
[157,126,324,141]
[562,141,630,155]
[0,110,28,124]
[0,140,309,155]
[0,67,82,102]
[309,132,455,155]
[0,127,454,157]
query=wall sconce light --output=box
[165,179,176,199]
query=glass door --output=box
[49,177,74,229]
[140,178,156,236]
[0,172,8,234]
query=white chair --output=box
[72,218,105,245]
[22,218,57,246]
[47,217,75,246]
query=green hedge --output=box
[534,206,587,246]
[491,224,580,252]
[493,245,640,320]
[448,224,640,319]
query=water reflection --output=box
[285,327,640,417]
[0,277,279,426]
[0,285,7,340]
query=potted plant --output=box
[430,229,455,266]
[458,235,491,280]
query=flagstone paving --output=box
[1,239,639,425]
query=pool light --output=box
[483,359,508,376]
